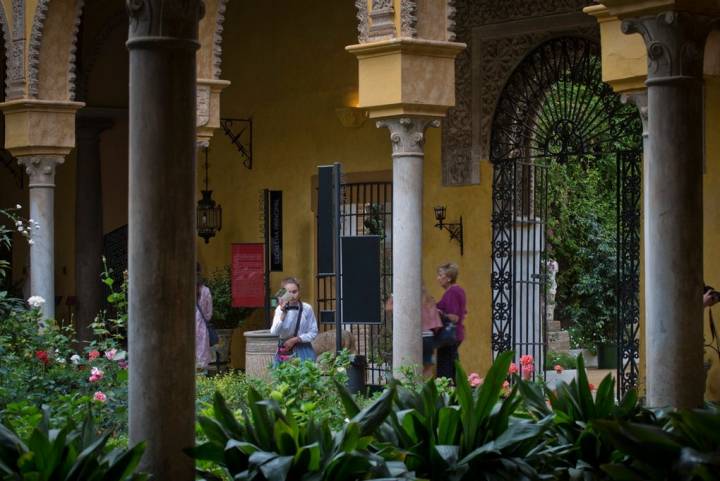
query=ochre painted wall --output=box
[703,77,720,400]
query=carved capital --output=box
[376,117,440,156]
[621,90,648,135]
[369,0,396,40]
[126,0,204,46]
[19,155,64,188]
[622,11,713,81]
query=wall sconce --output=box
[335,107,368,128]
[433,205,464,256]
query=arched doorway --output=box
[489,36,642,396]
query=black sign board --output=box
[341,235,381,324]
[269,190,283,271]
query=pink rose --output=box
[502,380,510,390]
[118,360,128,369]
[468,373,483,388]
[521,363,534,381]
[88,350,100,361]
[554,364,563,373]
[589,383,596,391]
[89,367,104,382]
[520,354,534,366]
[508,363,518,375]
[93,391,107,403]
[104,349,117,361]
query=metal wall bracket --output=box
[220,118,252,169]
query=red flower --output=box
[520,354,534,366]
[554,364,563,373]
[508,362,518,375]
[589,383,596,391]
[88,350,100,360]
[35,350,49,365]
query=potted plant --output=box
[544,350,579,389]
[205,266,255,369]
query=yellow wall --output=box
[704,77,720,400]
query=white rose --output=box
[27,295,46,308]
[70,354,81,365]
[15,204,21,209]
[28,239,34,245]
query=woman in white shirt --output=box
[270,277,318,363]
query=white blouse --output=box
[270,302,318,343]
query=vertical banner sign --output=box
[231,243,265,307]
[269,190,283,271]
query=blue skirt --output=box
[273,342,316,366]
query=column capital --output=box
[19,155,64,188]
[621,90,648,129]
[376,117,440,157]
[127,0,204,47]
[622,11,715,82]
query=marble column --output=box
[126,0,202,478]
[623,12,712,408]
[19,155,64,320]
[75,119,113,343]
[377,117,439,375]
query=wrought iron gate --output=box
[316,181,392,385]
[490,37,642,396]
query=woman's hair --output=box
[437,263,459,284]
[281,277,301,289]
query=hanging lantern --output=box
[197,147,222,243]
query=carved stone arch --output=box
[30,0,85,100]
[7,0,25,99]
[75,9,127,102]
[198,0,228,80]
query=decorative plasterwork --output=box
[376,117,440,156]
[0,3,12,99]
[355,0,369,43]
[68,0,86,101]
[622,11,713,81]
[447,0,457,41]
[212,0,229,79]
[399,0,417,38]
[368,0,396,40]
[8,0,26,99]
[441,0,594,186]
[28,0,50,98]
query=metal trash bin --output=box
[346,354,366,394]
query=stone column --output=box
[377,117,439,374]
[19,156,64,320]
[623,12,712,408]
[75,119,113,343]
[126,1,202,478]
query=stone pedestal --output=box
[244,329,278,380]
[19,155,64,320]
[623,11,712,408]
[377,117,439,375]
[126,1,203,478]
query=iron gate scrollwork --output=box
[489,37,642,397]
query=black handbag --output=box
[434,313,458,349]
[197,302,219,347]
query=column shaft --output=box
[20,156,63,320]
[378,117,439,375]
[127,2,202,478]
[623,12,711,407]
[75,120,112,343]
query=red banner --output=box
[231,243,265,307]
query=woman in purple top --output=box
[436,262,467,381]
